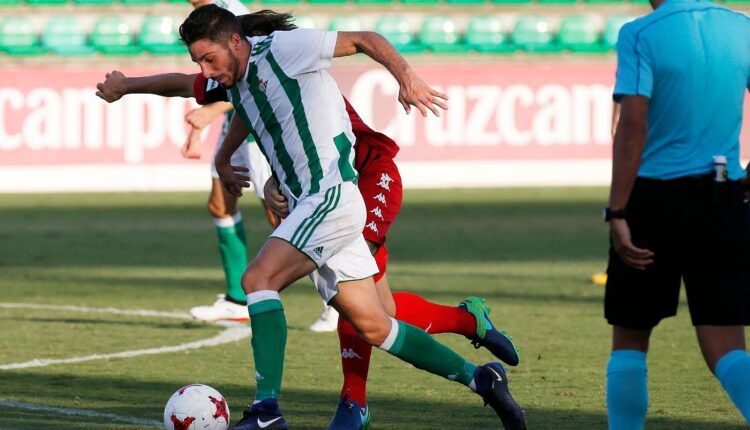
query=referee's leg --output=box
[607,326,650,430]
[697,325,750,423]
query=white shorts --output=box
[211,137,272,201]
[271,181,379,303]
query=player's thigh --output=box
[375,273,396,317]
[331,276,392,345]
[358,157,403,245]
[243,237,317,293]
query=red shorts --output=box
[358,155,403,246]
[373,244,388,283]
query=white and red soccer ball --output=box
[163,384,230,430]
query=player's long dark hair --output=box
[179,4,296,46]
[239,10,297,36]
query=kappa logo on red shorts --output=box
[366,221,379,235]
[370,207,384,220]
[373,193,387,206]
[377,173,394,191]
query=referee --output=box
[604,0,750,429]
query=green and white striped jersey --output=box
[227,29,358,202]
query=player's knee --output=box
[241,268,268,294]
[356,318,392,346]
[207,198,227,218]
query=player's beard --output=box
[226,49,242,88]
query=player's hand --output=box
[398,69,448,118]
[96,70,128,103]
[185,106,219,130]
[263,177,289,218]
[215,162,250,197]
[181,127,203,159]
[610,218,654,271]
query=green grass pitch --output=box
[0,188,744,429]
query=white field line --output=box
[0,302,251,370]
[0,399,162,427]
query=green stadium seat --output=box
[491,0,531,4]
[602,15,635,50]
[355,0,392,4]
[0,17,44,55]
[419,16,466,53]
[375,15,422,53]
[328,16,363,32]
[42,16,94,55]
[119,0,159,5]
[446,0,486,4]
[91,17,141,55]
[0,0,22,7]
[401,0,439,5]
[261,0,300,5]
[585,0,622,4]
[466,15,514,53]
[26,0,67,6]
[538,0,576,5]
[307,0,346,4]
[138,16,185,55]
[558,15,606,53]
[512,15,561,53]
[73,0,114,6]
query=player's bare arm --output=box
[334,32,448,117]
[185,101,234,129]
[214,113,252,197]
[609,95,654,271]
[95,71,198,103]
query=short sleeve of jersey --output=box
[268,29,337,77]
[194,74,229,105]
[613,23,654,102]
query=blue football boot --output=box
[231,398,288,430]
[474,362,527,430]
[459,296,520,366]
[327,396,371,430]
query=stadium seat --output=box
[491,0,532,5]
[558,15,606,53]
[446,0,486,5]
[419,16,466,53]
[307,0,346,4]
[25,0,67,6]
[355,0,393,4]
[91,17,141,55]
[602,15,635,50]
[512,15,561,53]
[0,17,44,55]
[328,16,363,32]
[466,15,514,53]
[0,0,23,7]
[261,0,301,5]
[120,0,159,5]
[375,15,422,53]
[42,16,94,55]
[401,0,440,5]
[73,0,115,5]
[538,0,576,5]
[138,16,186,55]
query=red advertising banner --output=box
[1,63,748,167]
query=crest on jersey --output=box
[257,78,268,94]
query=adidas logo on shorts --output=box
[313,246,324,257]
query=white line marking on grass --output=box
[0,399,162,427]
[0,302,251,370]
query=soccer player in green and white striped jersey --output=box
[179,6,527,430]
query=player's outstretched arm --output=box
[214,113,252,196]
[334,32,447,117]
[95,70,198,103]
[185,102,234,129]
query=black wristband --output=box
[603,207,627,222]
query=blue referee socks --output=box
[716,349,750,424]
[606,350,648,430]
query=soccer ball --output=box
[163,384,230,430]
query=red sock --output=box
[393,292,476,336]
[337,316,372,405]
